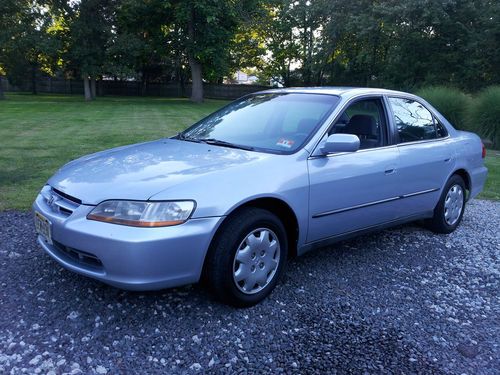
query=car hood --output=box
[48,139,266,205]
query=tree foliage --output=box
[169,0,259,102]
[0,0,499,101]
[0,0,61,94]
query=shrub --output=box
[416,86,470,130]
[468,86,500,149]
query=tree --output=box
[0,69,4,99]
[109,0,173,93]
[2,0,500,99]
[171,0,258,102]
[67,0,115,100]
[229,21,268,77]
[256,0,330,87]
[259,1,301,87]
[317,0,395,87]
[0,0,17,99]
[0,0,60,95]
[292,0,326,85]
[1,0,27,98]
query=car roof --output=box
[256,86,412,99]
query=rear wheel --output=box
[204,207,287,307]
[426,175,466,234]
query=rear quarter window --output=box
[388,97,445,143]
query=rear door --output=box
[307,96,401,243]
[386,96,455,216]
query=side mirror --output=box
[320,133,360,154]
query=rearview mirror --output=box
[320,133,360,154]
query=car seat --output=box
[341,114,380,149]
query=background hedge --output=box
[468,87,500,149]
[416,85,499,149]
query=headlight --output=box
[87,200,195,227]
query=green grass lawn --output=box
[0,93,498,210]
[0,93,227,210]
[481,152,499,200]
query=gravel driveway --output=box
[0,199,498,374]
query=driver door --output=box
[307,97,401,242]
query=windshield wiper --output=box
[177,134,254,151]
[199,138,255,151]
[176,133,203,143]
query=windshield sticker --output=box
[276,138,295,148]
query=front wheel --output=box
[426,175,466,234]
[204,207,288,307]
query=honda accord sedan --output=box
[33,87,488,306]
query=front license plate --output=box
[35,212,53,245]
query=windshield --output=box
[181,93,340,153]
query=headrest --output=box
[345,115,378,136]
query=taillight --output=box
[482,143,486,158]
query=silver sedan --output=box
[33,88,488,306]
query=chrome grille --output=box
[52,188,82,205]
[41,186,81,217]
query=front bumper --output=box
[33,192,224,291]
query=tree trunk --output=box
[31,65,37,95]
[141,68,147,96]
[188,55,203,103]
[283,62,291,87]
[187,5,203,103]
[83,75,92,101]
[307,24,313,85]
[302,14,310,85]
[0,76,4,100]
[179,65,186,97]
[97,78,103,96]
[90,77,96,99]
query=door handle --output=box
[444,157,452,162]
[385,164,397,175]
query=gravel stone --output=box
[0,199,498,374]
[95,365,107,374]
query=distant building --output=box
[269,78,284,88]
[234,71,259,85]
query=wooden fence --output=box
[0,77,270,100]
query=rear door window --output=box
[388,98,440,143]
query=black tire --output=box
[426,175,466,234]
[204,207,288,307]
